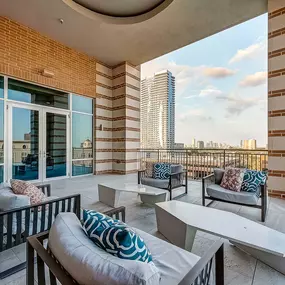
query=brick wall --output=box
[0,17,98,98]
[0,16,141,175]
[268,0,285,199]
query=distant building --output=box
[197,141,204,149]
[174,143,184,149]
[242,139,257,150]
[141,70,175,149]
[192,138,196,148]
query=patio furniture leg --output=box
[261,185,267,222]
[98,184,121,207]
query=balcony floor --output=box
[1,174,285,285]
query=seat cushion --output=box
[214,168,225,185]
[171,164,183,174]
[83,210,152,263]
[220,167,246,192]
[207,184,259,205]
[134,228,200,285]
[49,213,161,285]
[141,177,169,189]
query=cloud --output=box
[185,86,223,98]
[216,92,264,117]
[203,67,236,78]
[178,109,213,122]
[229,41,266,64]
[239,71,267,87]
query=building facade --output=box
[141,70,175,149]
[0,16,141,184]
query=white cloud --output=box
[185,86,223,98]
[239,71,267,87]
[229,41,266,64]
[178,108,213,122]
[216,92,264,116]
[203,67,236,78]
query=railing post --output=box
[223,149,226,169]
[157,149,160,162]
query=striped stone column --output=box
[94,62,113,174]
[268,0,285,199]
[112,62,140,174]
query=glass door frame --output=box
[42,108,70,181]
[6,101,71,182]
[7,101,43,182]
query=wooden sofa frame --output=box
[27,206,224,285]
[0,184,81,279]
[202,173,268,222]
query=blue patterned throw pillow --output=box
[241,170,267,192]
[83,209,153,263]
[153,163,171,179]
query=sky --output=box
[141,14,268,148]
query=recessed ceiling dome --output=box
[73,0,165,17]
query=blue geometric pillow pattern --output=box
[153,163,171,179]
[241,170,267,192]
[83,209,153,263]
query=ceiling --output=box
[0,0,267,66]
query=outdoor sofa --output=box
[138,163,188,200]
[0,183,81,279]
[202,168,268,222]
[27,206,224,285]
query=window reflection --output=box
[0,76,3,99]
[72,160,93,176]
[72,113,93,159]
[0,100,3,164]
[72,94,93,114]
[8,79,69,109]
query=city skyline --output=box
[141,14,267,148]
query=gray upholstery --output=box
[135,228,200,285]
[214,168,225,185]
[141,177,169,189]
[206,184,259,205]
[171,164,183,174]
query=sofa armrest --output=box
[178,241,224,285]
[36,184,51,197]
[103,206,126,223]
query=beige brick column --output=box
[268,0,285,199]
[112,62,140,174]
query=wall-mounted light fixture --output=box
[41,69,54,78]
[99,124,103,131]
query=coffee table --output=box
[155,200,285,275]
[98,182,169,207]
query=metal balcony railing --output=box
[138,148,268,180]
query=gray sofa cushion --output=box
[134,228,200,285]
[206,184,259,205]
[49,213,161,285]
[141,177,169,189]
[171,164,183,174]
[214,168,225,185]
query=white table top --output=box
[156,200,285,257]
[98,182,168,196]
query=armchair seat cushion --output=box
[134,228,200,285]
[141,177,169,189]
[49,213,161,285]
[206,184,260,205]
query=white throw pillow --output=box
[49,213,161,285]
[0,187,30,211]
